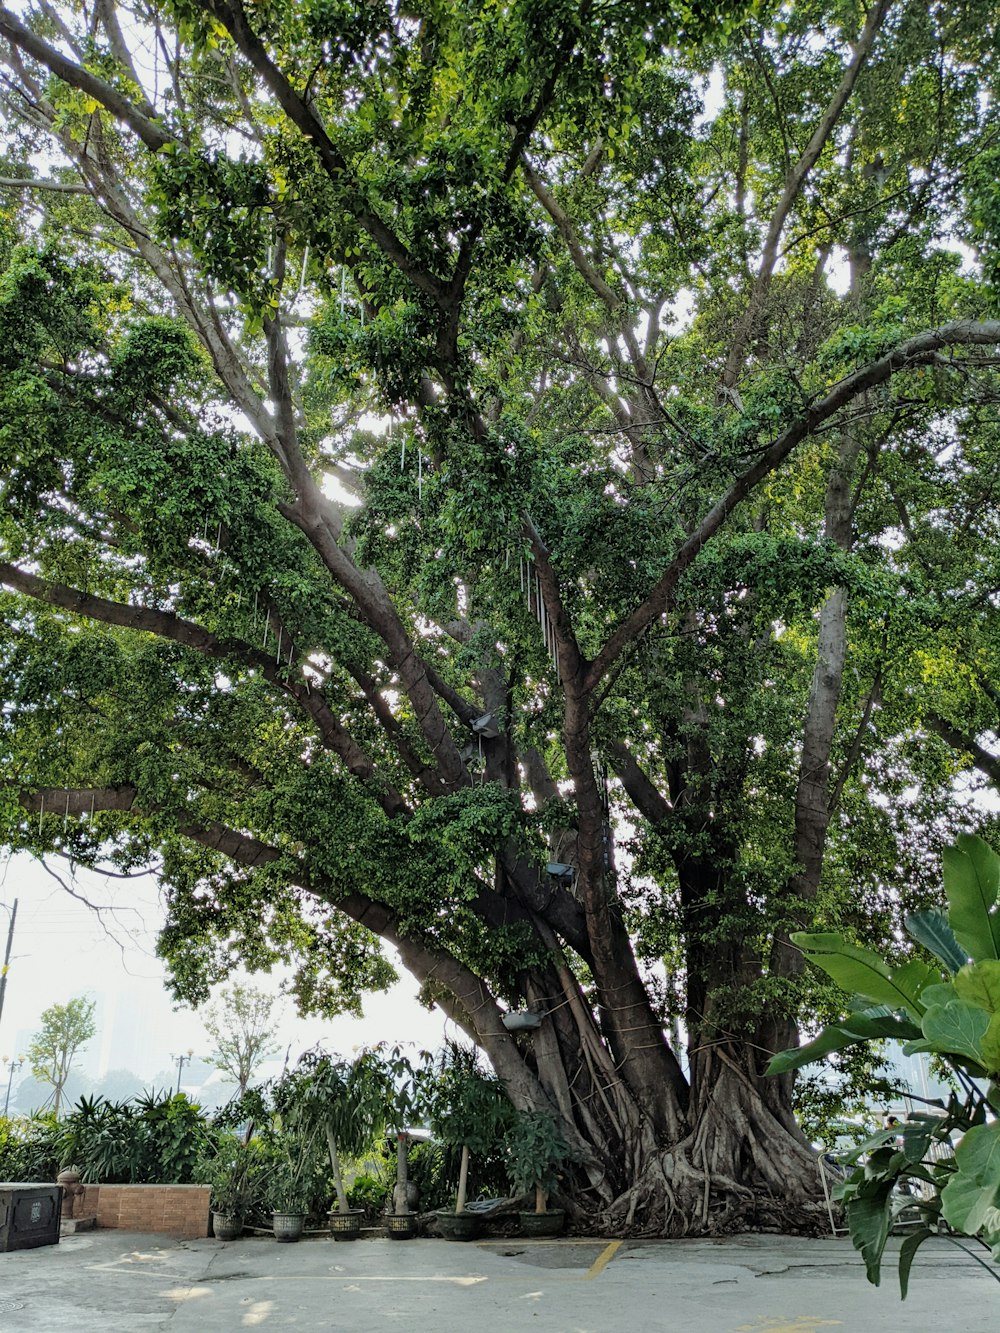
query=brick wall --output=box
[78,1184,210,1238]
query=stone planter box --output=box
[0,1182,63,1251]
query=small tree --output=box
[287,1048,397,1215]
[200,984,281,1097]
[506,1111,572,1216]
[28,996,96,1117]
[418,1044,512,1214]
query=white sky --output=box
[0,852,449,1088]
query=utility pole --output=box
[174,1049,193,1094]
[3,1055,24,1115]
[0,898,17,1037]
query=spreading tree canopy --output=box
[1,0,1000,1231]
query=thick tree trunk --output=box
[593,1041,825,1236]
[758,431,860,1117]
[563,691,689,1140]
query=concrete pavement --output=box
[1,1229,995,1331]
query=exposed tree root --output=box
[599,1053,829,1237]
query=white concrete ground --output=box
[1,1230,995,1332]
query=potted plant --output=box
[384,1129,420,1238]
[418,1044,512,1241]
[201,1136,256,1241]
[379,1048,419,1240]
[293,1048,392,1242]
[506,1110,571,1237]
[268,1160,311,1242]
[266,1082,323,1244]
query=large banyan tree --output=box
[2,0,1000,1232]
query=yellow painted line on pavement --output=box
[584,1239,622,1280]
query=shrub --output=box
[769,832,1000,1295]
[0,1112,60,1181]
[345,1170,388,1220]
[56,1092,214,1183]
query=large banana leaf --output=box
[944,834,1000,962]
[904,909,968,974]
[790,932,935,1017]
[767,1009,921,1075]
[898,1227,935,1300]
[844,1178,894,1285]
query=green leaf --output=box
[940,1122,1000,1236]
[920,982,961,1008]
[766,1025,862,1075]
[892,959,940,1011]
[898,1225,935,1300]
[900,1119,935,1165]
[846,1180,893,1286]
[980,1013,1000,1076]
[766,1009,919,1075]
[941,1173,1000,1237]
[790,933,932,1016]
[901,1038,939,1056]
[943,834,1000,962]
[920,1000,989,1064]
[905,909,969,974]
[842,1132,905,1166]
[954,961,1000,1014]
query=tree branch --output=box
[0,561,408,816]
[95,0,157,120]
[275,501,473,784]
[204,0,451,309]
[607,740,673,826]
[0,5,175,151]
[585,320,1000,693]
[0,174,87,193]
[926,715,1000,787]
[722,0,894,388]
[180,812,556,1109]
[522,156,620,312]
[523,514,585,684]
[19,785,139,817]
[827,669,881,813]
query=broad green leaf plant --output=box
[769,833,1000,1295]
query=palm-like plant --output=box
[287,1047,407,1214]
